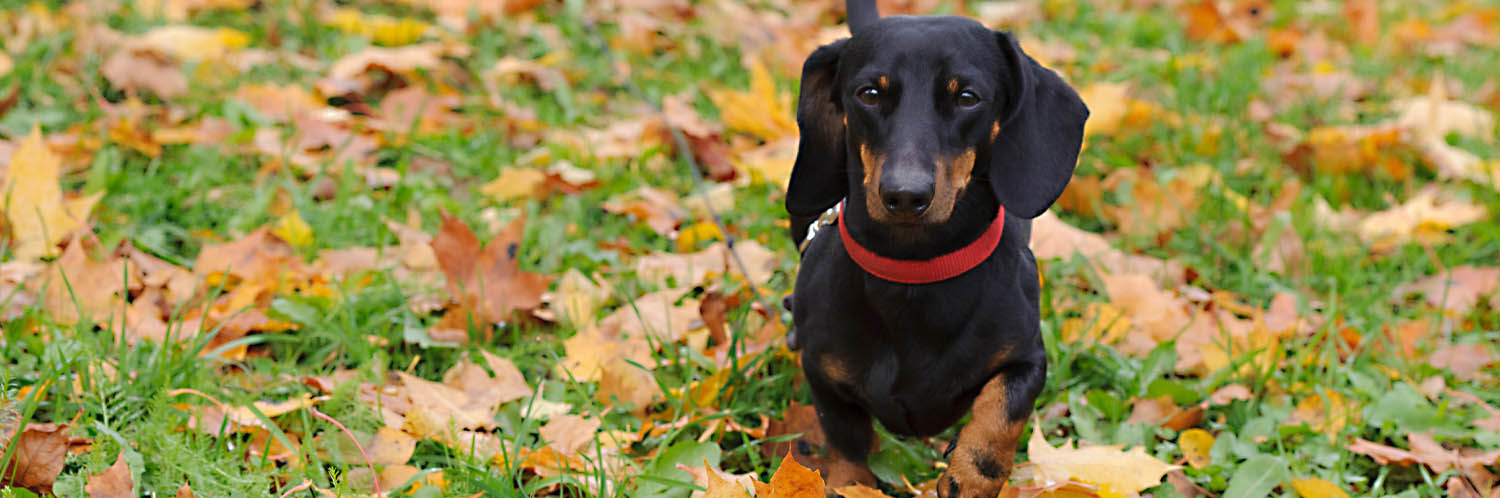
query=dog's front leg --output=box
[938,360,1046,498]
[805,369,877,496]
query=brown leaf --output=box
[175,483,196,498]
[595,358,661,410]
[1396,266,1500,316]
[762,402,827,471]
[1,423,71,492]
[1428,344,1499,382]
[442,351,533,410]
[84,452,135,498]
[599,289,702,343]
[1209,384,1253,405]
[431,212,553,324]
[43,238,130,326]
[539,414,601,456]
[194,228,297,283]
[769,449,826,498]
[395,372,493,430]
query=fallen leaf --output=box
[596,357,662,410]
[539,414,601,456]
[707,58,797,142]
[480,168,549,203]
[430,212,553,324]
[703,465,754,498]
[442,350,534,410]
[1428,344,1498,382]
[1395,266,1500,316]
[551,269,609,327]
[0,423,70,492]
[84,452,135,498]
[1022,420,1178,494]
[3,127,100,260]
[835,484,893,498]
[1178,429,1214,469]
[769,449,825,498]
[1290,478,1348,498]
[1356,188,1487,251]
[556,326,654,383]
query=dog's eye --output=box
[956,90,981,108]
[857,87,880,105]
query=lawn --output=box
[1,0,1498,497]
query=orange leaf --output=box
[0,423,71,492]
[430,212,553,324]
[770,450,826,498]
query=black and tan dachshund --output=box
[783,1,1088,496]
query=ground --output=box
[0,0,1498,497]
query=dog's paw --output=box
[936,459,1008,498]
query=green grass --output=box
[3,0,1499,497]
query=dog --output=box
[783,1,1088,496]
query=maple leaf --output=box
[1394,266,1500,316]
[1354,188,1487,251]
[430,212,553,325]
[539,414,601,456]
[0,423,71,492]
[42,237,130,326]
[1021,420,1178,494]
[441,350,534,410]
[769,450,826,498]
[599,288,703,343]
[2,127,101,260]
[1427,343,1498,382]
[84,452,136,498]
[707,58,798,143]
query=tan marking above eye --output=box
[947,79,959,93]
[877,76,889,89]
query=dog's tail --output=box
[847,0,879,35]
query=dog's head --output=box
[786,16,1088,230]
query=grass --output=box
[2,0,1499,497]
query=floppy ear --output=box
[988,32,1089,219]
[786,40,848,243]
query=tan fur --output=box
[990,121,1001,142]
[819,355,854,386]
[938,375,1026,498]
[878,75,889,89]
[948,78,960,93]
[925,148,976,223]
[860,144,891,222]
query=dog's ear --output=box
[786,40,847,242]
[988,32,1089,219]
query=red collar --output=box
[838,202,1006,284]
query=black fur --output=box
[785,10,1087,497]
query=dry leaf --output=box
[1178,429,1214,469]
[430,212,553,324]
[84,452,135,498]
[1290,478,1349,498]
[539,414,601,456]
[1428,344,1498,382]
[442,350,534,409]
[3,127,100,260]
[769,449,826,498]
[0,423,71,492]
[1022,420,1178,494]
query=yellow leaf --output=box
[676,222,723,252]
[139,25,250,62]
[480,168,548,203]
[272,211,314,248]
[323,7,431,46]
[1077,82,1130,137]
[705,465,754,498]
[708,58,797,142]
[1024,419,1179,494]
[1177,429,1214,469]
[1291,478,1349,498]
[1060,302,1131,345]
[3,126,99,260]
[0,51,11,77]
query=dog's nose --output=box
[881,184,933,216]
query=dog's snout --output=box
[880,179,934,216]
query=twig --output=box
[309,406,381,496]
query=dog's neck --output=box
[841,184,1001,261]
